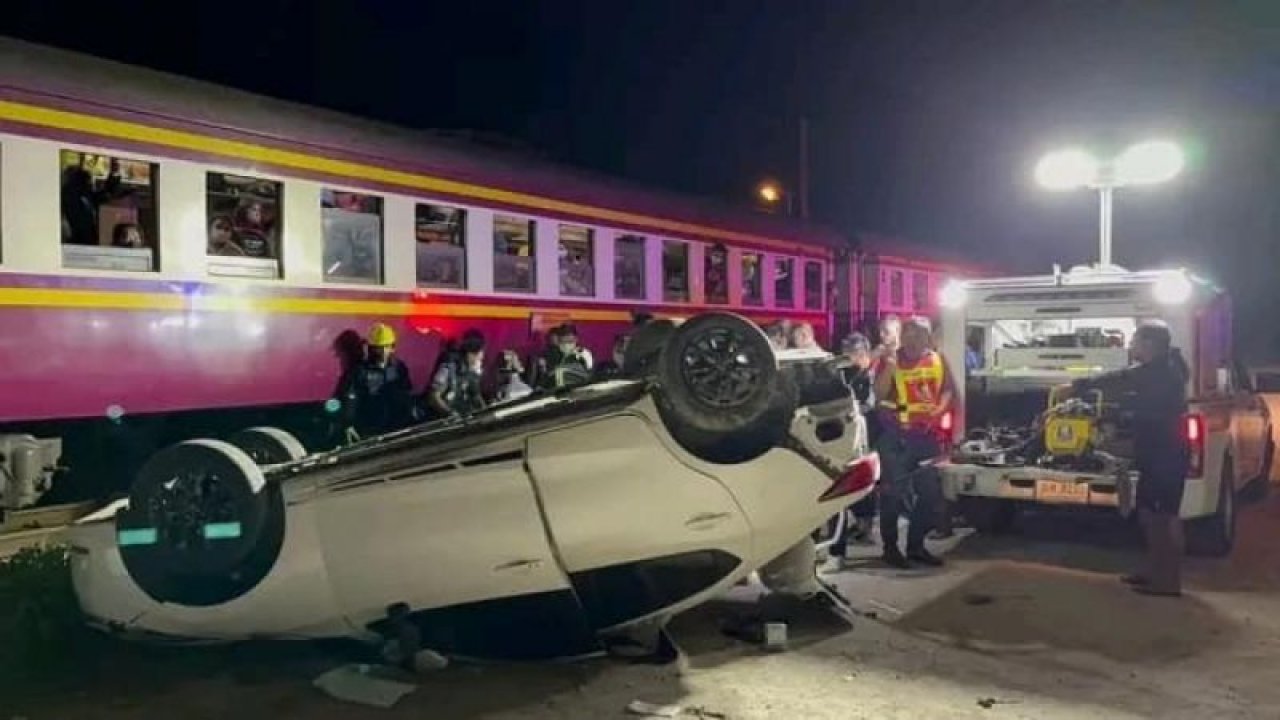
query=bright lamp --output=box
[938,279,968,309]
[1114,140,1184,186]
[1034,148,1099,190]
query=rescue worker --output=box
[824,332,880,571]
[535,323,594,390]
[427,329,487,418]
[1055,321,1190,597]
[334,322,415,437]
[871,315,954,568]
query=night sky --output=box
[5,1,1280,353]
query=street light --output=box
[1035,139,1185,267]
[756,180,793,216]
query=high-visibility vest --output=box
[889,351,945,427]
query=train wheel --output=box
[117,439,283,605]
[653,312,794,464]
[229,426,308,465]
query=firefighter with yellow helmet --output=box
[871,315,957,569]
[333,321,415,438]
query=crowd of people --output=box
[330,309,959,572]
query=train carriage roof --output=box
[0,37,844,251]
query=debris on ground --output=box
[763,622,788,651]
[684,706,728,719]
[964,593,996,606]
[976,697,1020,709]
[313,664,417,708]
[625,699,683,717]
[411,649,449,673]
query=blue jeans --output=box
[876,427,944,554]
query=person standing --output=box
[535,323,594,390]
[1056,321,1191,597]
[871,316,955,568]
[334,322,415,438]
[824,332,880,572]
[427,329,487,418]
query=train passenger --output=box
[334,322,415,437]
[61,159,129,246]
[495,350,533,404]
[427,329,487,418]
[111,222,145,249]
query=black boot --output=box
[882,547,910,569]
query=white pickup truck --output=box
[937,265,1272,556]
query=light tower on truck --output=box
[1034,140,1185,268]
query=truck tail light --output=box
[1185,413,1205,478]
[820,452,880,502]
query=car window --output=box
[1255,372,1280,393]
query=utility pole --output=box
[798,116,811,220]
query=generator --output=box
[0,434,62,510]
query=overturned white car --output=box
[67,313,877,661]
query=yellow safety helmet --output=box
[368,322,397,348]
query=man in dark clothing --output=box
[334,322,415,438]
[535,323,594,390]
[825,332,880,571]
[61,160,128,246]
[593,334,630,382]
[427,329,487,418]
[1058,320,1190,597]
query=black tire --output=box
[652,312,793,464]
[117,439,284,605]
[1188,455,1236,557]
[229,426,308,465]
[622,318,677,378]
[1242,439,1273,504]
[958,497,1018,535]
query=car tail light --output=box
[1185,412,1205,478]
[820,452,881,502]
[939,409,954,434]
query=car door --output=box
[525,411,752,630]
[312,449,599,659]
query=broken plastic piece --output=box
[313,664,416,709]
[625,699,682,717]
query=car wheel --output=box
[1242,439,1273,504]
[958,497,1018,535]
[653,312,793,464]
[1188,455,1236,557]
[228,426,308,465]
[622,318,677,378]
[117,439,285,605]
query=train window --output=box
[206,172,283,279]
[321,189,383,285]
[704,244,728,304]
[60,150,158,272]
[911,271,929,311]
[558,224,594,297]
[742,252,763,306]
[416,203,467,288]
[615,234,647,300]
[804,260,824,310]
[889,270,905,308]
[775,257,794,307]
[494,214,536,292]
[663,240,690,302]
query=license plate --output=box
[1037,479,1089,504]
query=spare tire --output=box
[622,318,677,378]
[116,439,285,606]
[229,426,308,465]
[653,313,795,464]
